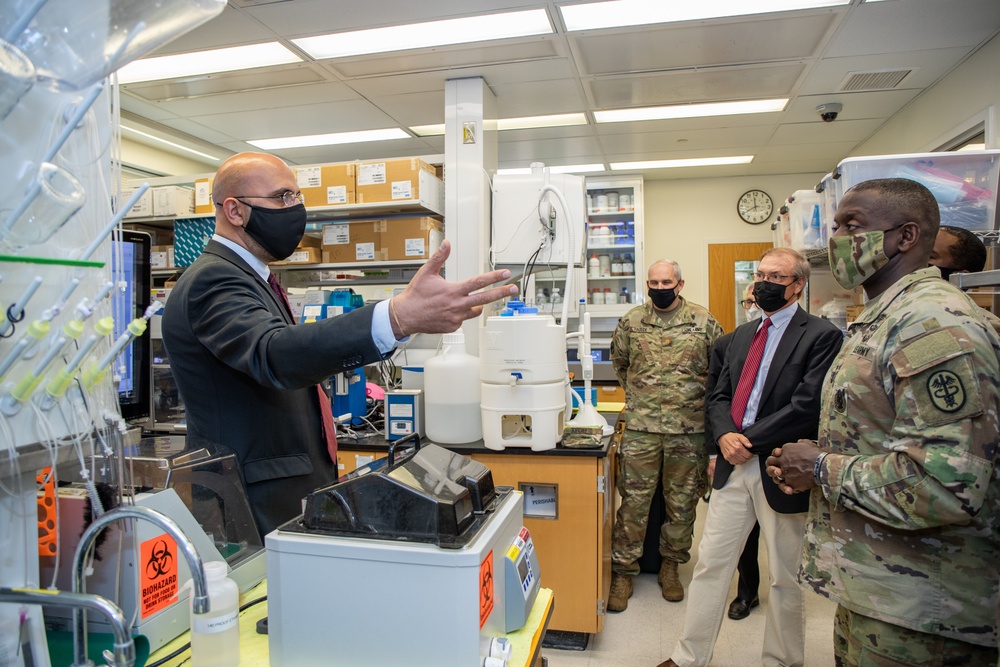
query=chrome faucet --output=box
[72,505,210,667]
[0,587,133,667]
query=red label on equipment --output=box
[480,550,494,629]
[140,533,178,618]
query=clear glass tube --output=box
[0,37,34,121]
[10,0,226,92]
[0,161,85,251]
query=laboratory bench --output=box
[145,580,553,667]
[336,430,618,638]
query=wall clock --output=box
[737,189,773,225]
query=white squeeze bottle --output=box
[190,561,240,667]
[424,329,483,444]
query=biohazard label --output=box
[480,551,494,629]
[140,533,178,618]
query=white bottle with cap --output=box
[424,329,482,444]
[190,561,240,667]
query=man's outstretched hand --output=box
[390,240,519,336]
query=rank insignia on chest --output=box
[834,388,846,413]
[927,370,965,412]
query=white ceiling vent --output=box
[838,69,913,92]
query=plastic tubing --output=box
[79,183,149,260]
[0,275,43,337]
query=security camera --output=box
[816,103,842,123]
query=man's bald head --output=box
[212,152,292,208]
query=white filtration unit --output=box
[480,304,567,451]
[266,442,540,667]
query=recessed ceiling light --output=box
[611,156,754,170]
[117,42,301,84]
[411,113,588,137]
[248,128,411,150]
[561,0,850,31]
[410,124,446,137]
[596,99,787,123]
[293,9,552,60]
[121,125,221,162]
[498,114,587,131]
[498,164,606,175]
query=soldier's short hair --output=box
[760,247,810,282]
[649,259,682,282]
[848,178,940,252]
[940,225,987,273]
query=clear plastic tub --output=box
[835,150,1000,231]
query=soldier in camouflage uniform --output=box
[608,259,722,612]
[766,178,1000,666]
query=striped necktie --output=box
[730,317,772,430]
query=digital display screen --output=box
[110,230,151,422]
[516,552,530,584]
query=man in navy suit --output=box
[163,152,516,538]
[659,248,842,667]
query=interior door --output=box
[708,242,773,333]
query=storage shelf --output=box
[586,275,636,280]
[587,244,635,250]
[587,211,635,218]
[273,260,425,288]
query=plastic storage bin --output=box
[785,189,824,250]
[835,150,1000,231]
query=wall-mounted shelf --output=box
[273,261,425,288]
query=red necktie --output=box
[267,273,339,464]
[730,317,771,430]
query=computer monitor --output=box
[110,229,152,423]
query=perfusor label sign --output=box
[520,483,558,519]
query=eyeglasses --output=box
[753,272,795,283]
[740,299,757,309]
[232,191,305,207]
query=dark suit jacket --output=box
[704,331,736,447]
[707,306,842,513]
[162,240,387,536]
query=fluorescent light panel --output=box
[121,125,221,162]
[498,164,606,175]
[561,0,850,31]
[596,99,787,124]
[248,128,410,150]
[611,156,753,170]
[411,113,587,138]
[293,9,552,59]
[117,43,301,84]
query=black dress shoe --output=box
[727,596,760,620]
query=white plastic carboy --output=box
[480,300,567,451]
[424,328,482,444]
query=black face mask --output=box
[752,280,791,313]
[242,202,307,260]
[648,287,677,310]
[935,265,960,282]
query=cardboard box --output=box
[194,178,214,214]
[296,163,356,207]
[173,218,216,266]
[321,220,387,264]
[845,305,865,323]
[153,186,195,217]
[379,216,444,261]
[270,247,321,265]
[151,245,174,269]
[122,187,153,218]
[355,158,438,204]
[296,233,322,249]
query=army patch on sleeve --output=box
[926,370,965,412]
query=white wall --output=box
[639,31,1000,309]
[641,173,824,308]
[852,32,1000,155]
[121,137,218,177]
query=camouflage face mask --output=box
[828,230,890,290]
